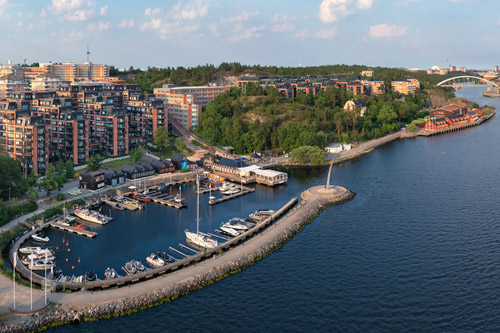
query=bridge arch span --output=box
[437,75,500,89]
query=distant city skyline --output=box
[0,0,498,70]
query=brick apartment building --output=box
[0,80,168,174]
[238,75,368,99]
[0,100,49,174]
[154,84,230,130]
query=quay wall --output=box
[2,188,355,332]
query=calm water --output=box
[48,87,500,332]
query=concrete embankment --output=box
[1,186,354,332]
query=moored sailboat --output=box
[185,176,218,249]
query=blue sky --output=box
[0,0,498,70]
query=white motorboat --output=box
[219,182,230,192]
[31,233,49,242]
[28,260,55,271]
[19,247,41,254]
[221,218,250,231]
[74,208,112,225]
[249,209,275,221]
[22,254,56,265]
[146,253,165,268]
[220,225,240,237]
[185,176,219,249]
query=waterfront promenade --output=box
[0,185,354,331]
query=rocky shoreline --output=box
[1,189,355,332]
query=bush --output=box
[406,123,417,132]
[180,169,190,173]
[0,201,38,227]
[56,193,65,201]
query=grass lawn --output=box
[75,157,133,176]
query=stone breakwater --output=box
[2,186,355,333]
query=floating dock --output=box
[49,221,97,238]
[149,196,186,209]
[102,199,125,211]
[209,186,255,205]
[196,184,221,194]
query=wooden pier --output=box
[49,221,97,238]
[102,199,125,211]
[149,196,186,209]
[196,184,221,194]
[209,186,255,205]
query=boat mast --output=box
[196,175,199,235]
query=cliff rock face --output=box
[425,90,474,109]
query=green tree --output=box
[65,160,75,180]
[26,170,39,188]
[174,137,187,153]
[38,164,57,196]
[130,145,146,163]
[377,104,397,125]
[153,127,171,153]
[0,154,28,201]
[87,154,104,171]
[28,188,39,202]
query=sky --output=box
[0,0,498,70]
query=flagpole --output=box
[44,250,47,305]
[30,255,33,311]
[13,251,16,310]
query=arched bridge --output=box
[437,75,500,90]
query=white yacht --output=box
[221,218,250,231]
[220,225,240,237]
[28,260,55,271]
[146,253,165,268]
[249,209,275,222]
[74,208,112,225]
[19,247,41,254]
[185,176,219,249]
[31,233,49,242]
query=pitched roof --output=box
[171,153,186,162]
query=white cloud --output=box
[99,5,108,16]
[119,18,134,28]
[315,27,337,39]
[65,9,93,21]
[272,23,295,32]
[47,0,96,22]
[369,23,407,38]
[271,14,295,32]
[171,0,209,20]
[141,1,209,41]
[144,7,160,17]
[319,0,374,22]
[357,0,373,9]
[319,0,350,23]
[227,24,265,43]
[220,10,258,24]
[87,20,111,31]
[62,30,84,42]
